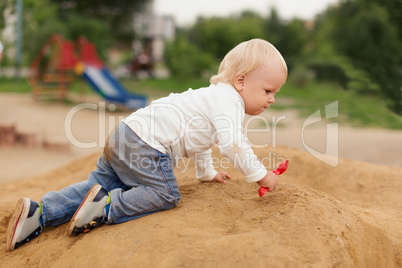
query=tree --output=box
[263,8,283,47]
[182,10,310,79]
[164,34,216,80]
[49,0,148,41]
[65,16,112,60]
[359,0,402,41]
[0,0,13,31]
[1,0,150,65]
[191,11,265,60]
[22,0,66,63]
[277,18,309,68]
[313,0,401,114]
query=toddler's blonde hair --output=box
[210,39,287,85]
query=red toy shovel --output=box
[258,159,289,197]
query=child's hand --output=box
[212,171,231,184]
[257,172,278,192]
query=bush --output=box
[23,19,68,64]
[65,16,112,62]
[308,56,380,93]
[164,37,217,80]
[287,65,314,87]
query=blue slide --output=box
[81,64,147,109]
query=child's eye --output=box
[265,90,271,94]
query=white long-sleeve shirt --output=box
[123,82,267,182]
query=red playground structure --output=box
[28,34,147,109]
[29,34,78,100]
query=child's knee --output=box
[159,194,180,211]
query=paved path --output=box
[0,93,401,183]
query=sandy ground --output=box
[0,92,402,267]
[1,147,401,267]
[0,93,130,183]
[0,92,401,183]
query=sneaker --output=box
[6,198,43,251]
[67,183,110,236]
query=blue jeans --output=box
[41,122,181,227]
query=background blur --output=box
[0,0,401,182]
[0,0,401,118]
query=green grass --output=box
[0,78,31,93]
[276,82,402,129]
[1,77,401,129]
[120,78,210,98]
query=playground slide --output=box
[81,64,147,109]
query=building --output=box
[133,0,176,63]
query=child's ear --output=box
[234,73,246,91]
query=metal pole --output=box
[16,0,23,78]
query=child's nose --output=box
[268,96,275,104]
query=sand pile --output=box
[1,146,401,267]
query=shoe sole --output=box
[66,183,102,236]
[6,198,30,252]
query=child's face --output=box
[235,62,286,115]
